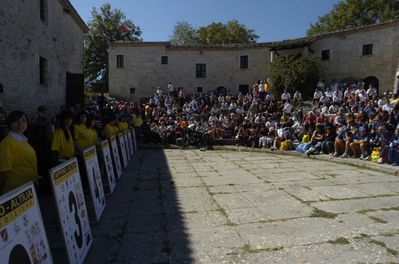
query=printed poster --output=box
[83,147,106,221]
[132,128,138,151]
[109,136,122,179]
[99,140,117,193]
[127,129,134,156]
[123,131,131,160]
[118,133,128,168]
[49,158,92,264]
[0,182,53,264]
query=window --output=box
[39,56,48,85]
[40,0,47,23]
[321,50,330,60]
[116,55,124,68]
[362,44,373,56]
[240,55,248,69]
[130,88,136,94]
[196,64,206,78]
[161,56,168,65]
[197,87,203,93]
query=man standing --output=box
[168,82,175,97]
[395,70,399,96]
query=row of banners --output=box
[0,128,138,264]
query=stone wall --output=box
[109,44,271,101]
[0,0,85,117]
[309,24,399,92]
[109,21,399,101]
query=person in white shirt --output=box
[293,90,302,106]
[281,90,291,101]
[283,100,293,115]
[167,82,175,96]
[313,89,323,106]
[366,85,377,99]
[317,79,325,90]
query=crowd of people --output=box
[1,74,399,195]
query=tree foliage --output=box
[270,55,319,98]
[169,21,198,46]
[308,0,399,36]
[169,20,258,45]
[84,3,141,92]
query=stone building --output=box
[109,19,399,101]
[0,0,87,116]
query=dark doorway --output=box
[66,72,84,107]
[363,76,379,95]
[239,84,249,94]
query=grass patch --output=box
[357,206,399,214]
[225,220,238,227]
[368,216,388,224]
[240,243,283,254]
[310,209,337,219]
[328,237,350,245]
[369,239,399,256]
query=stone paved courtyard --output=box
[85,148,399,263]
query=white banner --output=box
[83,146,106,221]
[49,158,92,264]
[127,129,134,155]
[132,128,138,151]
[0,182,53,264]
[109,136,122,179]
[118,133,128,168]
[99,140,117,193]
[123,131,131,160]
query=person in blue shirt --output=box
[374,126,393,164]
[388,125,399,165]
[333,125,353,158]
[350,126,370,159]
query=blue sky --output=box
[69,0,342,42]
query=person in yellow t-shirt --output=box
[118,115,129,132]
[104,115,120,139]
[51,110,75,164]
[73,111,94,152]
[131,111,143,143]
[86,114,98,147]
[0,111,41,194]
[264,78,271,94]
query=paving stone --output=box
[312,196,399,214]
[284,186,329,201]
[234,239,399,264]
[213,193,254,209]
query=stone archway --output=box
[363,76,379,95]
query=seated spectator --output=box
[0,111,41,194]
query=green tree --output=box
[270,55,319,98]
[308,0,399,36]
[84,3,141,92]
[169,20,258,45]
[169,21,198,46]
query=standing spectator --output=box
[168,82,175,97]
[313,88,323,106]
[281,90,291,101]
[0,111,41,194]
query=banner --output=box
[127,129,134,155]
[109,136,122,179]
[0,182,53,264]
[83,147,106,221]
[99,140,117,193]
[49,158,92,264]
[132,128,138,151]
[118,133,128,168]
[123,131,131,159]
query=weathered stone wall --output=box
[109,21,399,100]
[0,0,85,117]
[109,45,271,101]
[309,25,399,92]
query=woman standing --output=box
[0,111,40,194]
